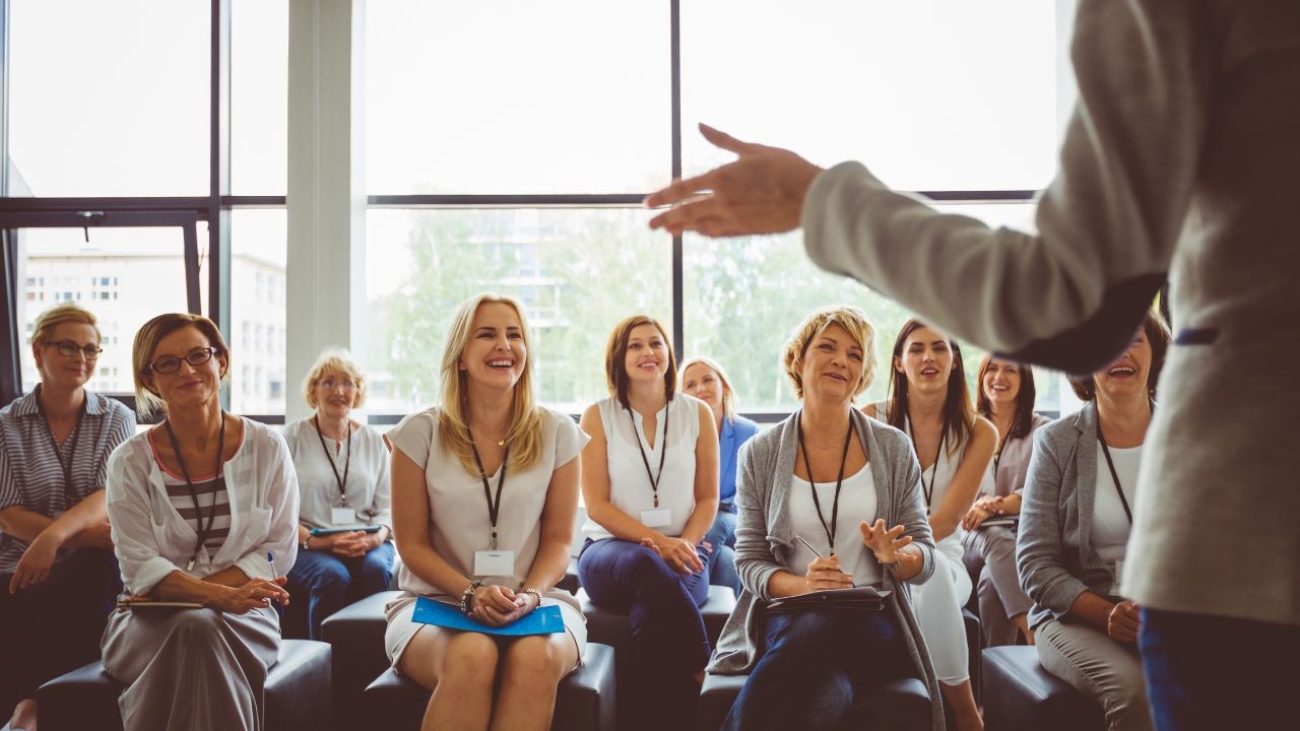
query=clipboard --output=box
[976,516,1019,529]
[767,585,892,613]
[116,597,206,610]
[412,596,565,636]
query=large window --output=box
[365,1,1073,416]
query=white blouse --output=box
[387,405,587,607]
[582,394,703,541]
[786,466,882,587]
[1092,442,1144,565]
[105,418,300,595]
[282,417,391,530]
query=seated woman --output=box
[711,305,943,731]
[1018,310,1170,731]
[577,315,719,730]
[282,348,393,640]
[0,302,135,731]
[680,355,760,594]
[961,356,1053,647]
[384,293,586,731]
[865,320,996,731]
[102,313,299,731]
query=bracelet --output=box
[460,580,484,614]
[518,587,543,608]
[876,554,901,574]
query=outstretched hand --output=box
[860,520,912,566]
[645,124,822,238]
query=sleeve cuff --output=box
[131,556,182,596]
[234,553,275,582]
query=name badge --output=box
[331,507,358,526]
[1113,558,1126,596]
[474,550,516,577]
[640,508,672,528]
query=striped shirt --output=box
[152,440,232,553]
[0,389,136,573]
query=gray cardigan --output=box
[1017,402,1118,629]
[708,409,945,731]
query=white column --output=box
[286,0,367,423]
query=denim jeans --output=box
[1140,608,1300,731]
[721,607,911,731]
[283,541,395,640]
[578,537,712,730]
[706,510,740,594]
[0,548,121,715]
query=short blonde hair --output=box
[679,356,738,420]
[438,293,543,474]
[782,305,877,401]
[132,313,230,420]
[32,302,101,347]
[302,347,367,410]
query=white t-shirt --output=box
[786,466,883,587]
[282,418,391,530]
[582,394,703,540]
[1092,442,1144,566]
[386,405,587,604]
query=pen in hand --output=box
[794,534,825,558]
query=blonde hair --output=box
[302,347,367,410]
[32,302,101,347]
[679,356,737,420]
[132,313,231,420]
[438,293,543,473]
[782,305,877,401]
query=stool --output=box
[363,642,616,731]
[700,671,932,731]
[37,638,332,731]
[981,645,1104,731]
[319,590,403,728]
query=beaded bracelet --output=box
[460,579,484,614]
[518,587,543,609]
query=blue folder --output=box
[412,596,565,636]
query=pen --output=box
[794,534,825,558]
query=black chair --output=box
[699,672,932,731]
[981,645,1104,731]
[36,638,332,731]
[319,589,403,729]
[363,642,617,731]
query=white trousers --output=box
[910,533,973,685]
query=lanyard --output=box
[909,418,948,511]
[33,384,87,501]
[1096,422,1133,524]
[312,415,352,502]
[163,415,226,571]
[629,400,670,509]
[796,417,855,556]
[468,430,509,550]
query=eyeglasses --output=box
[318,379,357,391]
[48,340,103,359]
[148,347,221,375]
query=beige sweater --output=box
[802,0,1300,625]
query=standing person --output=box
[645,6,1300,726]
[710,305,944,731]
[680,355,760,594]
[0,302,135,731]
[961,356,1052,646]
[102,313,299,731]
[578,315,720,731]
[865,320,995,731]
[282,348,393,640]
[1018,311,1170,731]
[384,294,586,731]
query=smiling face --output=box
[314,370,358,421]
[981,358,1022,412]
[33,321,100,392]
[1094,328,1153,403]
[799,323,865,405]
[895,326,953,396]
[682,361,725,423]
[623,323,670,386]
[142,325,227,411]
[459,301,527,393]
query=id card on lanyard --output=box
[469,430,514,578]
[630,401,671,526]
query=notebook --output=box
[412,596,565,636]
[767,585,891,613]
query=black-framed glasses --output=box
[48,340,103,359]
[148,347,222,375]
